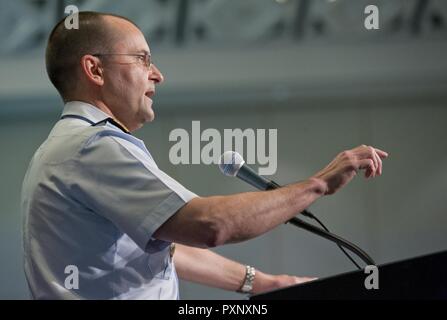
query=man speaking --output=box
[21,12,388,299]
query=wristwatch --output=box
[237,265,256,294]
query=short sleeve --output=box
[70,132,197,251]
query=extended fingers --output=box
[367,147,379,177]
[374,148,389,159]
[357,158,375,175]
[371,148,382,176]
[353,147,375,176]
[356,145,387,177]
[370,146,388,176]
[294,276,318,284]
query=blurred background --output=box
[0,0,446,299]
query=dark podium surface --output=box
[250,250,447,300]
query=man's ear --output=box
[80,55,104,86]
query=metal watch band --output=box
[238,265,256,294]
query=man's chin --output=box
[145,100,155,121]
[143,111,155,124]
[146,108,155,122]
[141,101,155,121]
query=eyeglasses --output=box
[92,53,152,68]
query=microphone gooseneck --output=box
[219,151,375,267]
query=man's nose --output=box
[149,64,164,84]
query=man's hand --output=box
[252,271,317,294]
[311,145,389,195]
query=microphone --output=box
[218,151,313,218]
[218,151,274,190]
[218,151,375,267]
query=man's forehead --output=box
[105,16,150,53]
[105,15,138,29]
[116,42,151,55]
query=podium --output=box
[250,250,447,300]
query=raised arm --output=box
[154,145,388,248]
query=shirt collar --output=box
[61,101,131,134]
[61,101,112,123]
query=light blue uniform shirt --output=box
[21,101,197,299]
